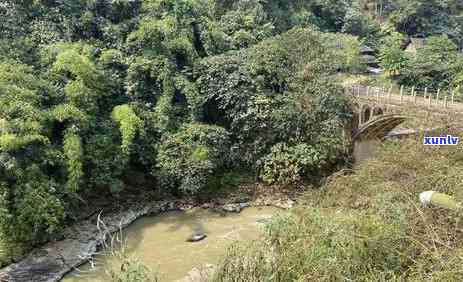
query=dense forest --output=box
[1,0,463,274]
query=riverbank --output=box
[0,184,297,282]
[211,132,463,281]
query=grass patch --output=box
[213,132,463,281]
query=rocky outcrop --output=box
[221,202,250,213]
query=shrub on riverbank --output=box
[156,123,231,195]
[213,132,463,281]
[106,252,158,282]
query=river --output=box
[63,207,280,282]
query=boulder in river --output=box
[186,233,207,242]
[222,202,250,213]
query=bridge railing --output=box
[345,85,463,109]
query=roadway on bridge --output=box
[348,85,463,113]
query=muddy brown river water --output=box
[63,207,280,282]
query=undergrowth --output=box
[213,132,463,281]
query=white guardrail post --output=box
[436,89,440,106]
[399,85,404,104]
[428,90,432,108]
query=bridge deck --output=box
[346,85,463,140]
[346,85,463,114]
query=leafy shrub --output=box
[259,114,346,185]
[322,33,367,73]
[260,143,329,185]
[379,32,408,76]
[107,255,158,282]
[0,167,65,244]
[156,123,231,195]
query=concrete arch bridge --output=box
[346,85,463,141]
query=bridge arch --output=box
[351,101,405,141]
[353,114,407,141]
[361,105,372,123]
[372,107,384,117]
